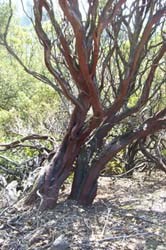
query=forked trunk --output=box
[69,135,103,204]
[24,133,80,209]
[25,117,165,209]
[25,102,91,209]
[69,117,166,205]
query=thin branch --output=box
[0,155,18,166]
[0,134,54,152]
[86,109,166,182]
[33,0,85,111]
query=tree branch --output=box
[87,109,166,181]
[0,134,54,152]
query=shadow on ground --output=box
[0,171,165,249]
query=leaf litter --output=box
[0,171,165,250]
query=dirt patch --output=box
[0,172,166,249]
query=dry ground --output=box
[0,172,166,250]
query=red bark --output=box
[5,0,165,209]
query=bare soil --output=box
[0,172,166,250]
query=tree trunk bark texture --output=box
[25,108,166,209]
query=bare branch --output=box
[0,134,54,152]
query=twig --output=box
[0,134,54,149]
[0,165,18,176]
[20,0,34,27]
[101,207,111,237]
[133,215,162,226]
[36,189,44,227]
[0,206,9,216]
[98,232,153,242]
[83,232,153,245]
[83,218,91,231]
[6,222,23,233]
[110,164,143,178]
[0,155,19,166]
[0,198,21,216]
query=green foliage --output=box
[0,5,69,175]
[102,151,125,175]
[0,21,63,141]
[0,1,10,36]
[162,149,166,157]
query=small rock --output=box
[51,235,69,250]
[0,238,4,246]
[156,246,166,250]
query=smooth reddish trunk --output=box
[25,133,81,209]
[69,116,166,205]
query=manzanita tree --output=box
[1,0,166,209]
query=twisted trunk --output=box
[22,0,166,210]
[69,116,166,205]
[25,94,90,209]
